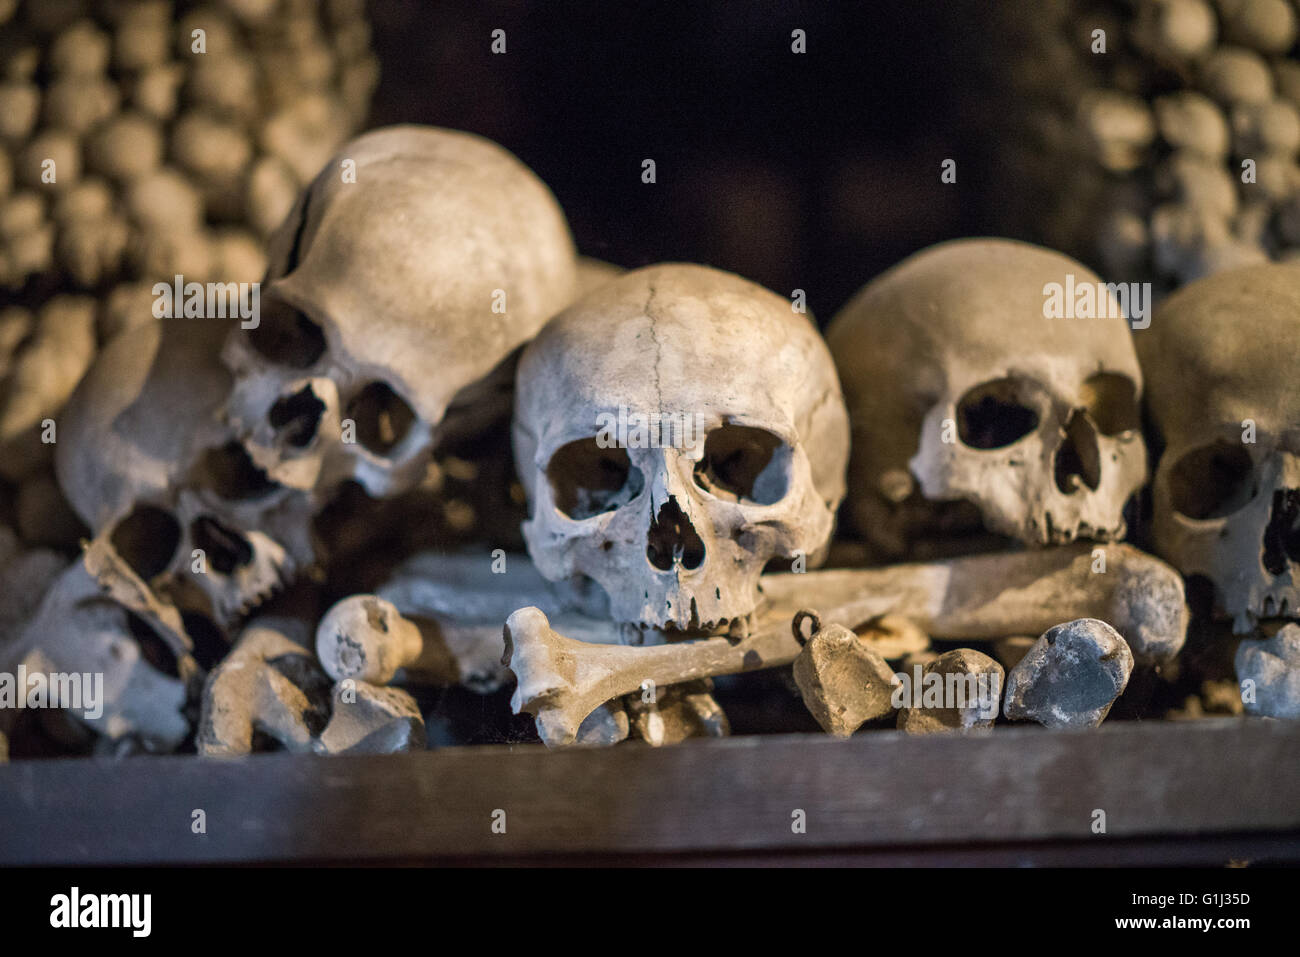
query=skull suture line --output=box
[222,125,579,503]
[1138,262,1300,632]
[513,263,850,637]
[827,238,1148,557]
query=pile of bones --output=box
[2,124,1298,759]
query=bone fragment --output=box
[314,681,425,754]
[1002,618,1134,729]
[896,648,1004,734]
[626,678,729,746]
[575,700,629,747]
[1235,623,1300,719]
[791,610,896,737]
[198,620,329,757]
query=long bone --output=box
[316,551,623,686]
[761,543,1187,663]
[505,544,1187,746]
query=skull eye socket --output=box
[1080,373,1141,436]
[547,438,644,520]
[246,297,326,368]
[956,378,1041,449]
[110,504,181,580]
[694,425,789,505]
[1167,440,1257,520]
[346,381,416,455]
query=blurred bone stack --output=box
[993,0,1300,289]
[0,0,376,558]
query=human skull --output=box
[1138,262,1300,632]
[514,263,849,636]
[827,238,1147,556]
[222,125,579,503]
[56,319,311,630]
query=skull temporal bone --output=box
[1139,261,1300,631]
[827,238,1148,554]
[223,125,580,502]
[514,263,850,633]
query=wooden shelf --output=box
[1,718,1297,865]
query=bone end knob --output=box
[316,595,422,685]
[504,607,593,748]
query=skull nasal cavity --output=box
[269,385,326,447]
[646,496,706,571]
[1262,488,1300,576]
[1054,410,1101,494]
[191,516,254,574]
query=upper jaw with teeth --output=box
[623,612,755,645]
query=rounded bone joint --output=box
[316,594,423,685]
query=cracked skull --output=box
[513,263,849,636]
[827,238,1147,555]
[222,125,578,503]
[1139,262,1300,632]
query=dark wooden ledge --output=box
[1,718,1297,865]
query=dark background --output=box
[366,0,1001,325]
